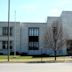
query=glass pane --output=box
[0,42,2,49]
[37,28,38,36]
[34,28,36,36]
[28,27,39,36]
[0,28,2,36]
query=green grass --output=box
[0,55,71,62]
[0,55,32,59]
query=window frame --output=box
[2,27,13,36]
[28,27,39,50]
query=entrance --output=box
[67,40,72,55]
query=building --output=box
[0,22,20,54]
[0,11,72,56]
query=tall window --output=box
[0,28,2,36]
[2,27,13,36]
[0,41,2,49]
[67,40,72,55]
[28,27,39,50]
[2,41,13,49]
[29,27,39,36]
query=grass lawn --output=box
[0,55,72,62]
[0,55,32,59]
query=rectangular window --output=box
[0,28,2,36]
[28,27,39,36]
[10,27,13,36]
[28,27,39,50]
[29,42,39,50]
[2,41,13,49]
[29,36,39,42]
[0,42,2,49]
[2,27,13,36]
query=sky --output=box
[0,0,72,22]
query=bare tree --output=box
[44,20,66,61]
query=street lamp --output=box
[8,0,10,62]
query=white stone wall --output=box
[0,11,72,55]
[61,11,72,40]
[60,11,72,55]
[0,22,20,54]
[47,16,67,55]
[20,22,47,55]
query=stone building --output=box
[0,11,72,55]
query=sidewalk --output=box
[0,63,72,72]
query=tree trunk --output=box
[54,50,56,61]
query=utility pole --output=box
[14,10,16,57]
[8,0,10,62]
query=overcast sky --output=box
[0,0,72,22]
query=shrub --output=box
[10,51,20,55]
[16,52,20,55]
[32,54,50,58]
[10,52,14,55]
[0,53,3,55]
[20,52,28,56]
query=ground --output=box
[0,63,72,72]
[0,55,72,62]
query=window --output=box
[2,27,13,36]
[28,27,39,50]
[0,28,2,36]
[10,27,13,36]
[0,42,2,49]
[28,27,39,36]
[67,40,72,55]
[29,36,39,42]
[2,41,13,49]
[29,42,39,50]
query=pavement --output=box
[0,63,72,72]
